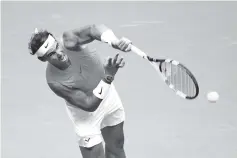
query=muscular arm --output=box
[48,81,109,112]
[63,24,118,48]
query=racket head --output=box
[157,59,199,100]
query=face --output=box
[43,41,68,65]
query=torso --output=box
[46,43,105,94]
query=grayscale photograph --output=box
[1,1,237,158]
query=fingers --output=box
[113,53,119,65]
[118,61,125,68]
[106,53,125,69]
[116,56,124,67]
[125,44,132,52]
[108,57,112,66]
[118,39,127,50]
[105,56,113,66]
[116,55,125,68]
[117,37,132,52]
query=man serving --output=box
[28,24,132,158]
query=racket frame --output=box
[131,45,199,100]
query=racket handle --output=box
[130,45,148,60]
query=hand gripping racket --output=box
[131,45,199,100]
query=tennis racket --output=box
[131,45,199,100]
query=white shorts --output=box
[65,84,125,148]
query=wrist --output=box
[93,79,111,99]
[101,29,118,46]
[103,75,114,84]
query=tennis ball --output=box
[207,91,219,103]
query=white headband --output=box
[35,34,56,57]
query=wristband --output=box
[101,29,117,46]
[93,80,111,99]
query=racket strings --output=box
[162,62,197,97]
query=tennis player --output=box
[28,24,132,158]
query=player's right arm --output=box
[63,24,132,52]
[48,53,125,112]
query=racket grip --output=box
[130,45,148,59]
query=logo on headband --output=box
[34,35,56,57]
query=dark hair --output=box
[28,29,54,61]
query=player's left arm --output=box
[63,24,132,52]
